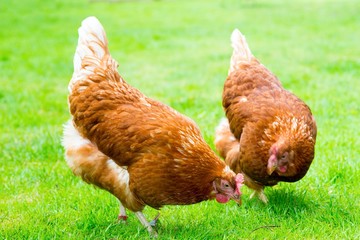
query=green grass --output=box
[1,0,359,239]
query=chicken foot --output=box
[118,200,159,237]
[250,189,268,204]
[117,201,128,221]
[149,212,160,227]
[135,211,158,238]
[242,173,268,203]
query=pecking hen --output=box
[62,17,244,237]
[215,29,317,203]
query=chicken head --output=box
[213,171,243,204]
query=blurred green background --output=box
[1,0,359,239]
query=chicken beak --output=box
[232,194,242,206]
[267,154,277,175]
[267,164,277,175]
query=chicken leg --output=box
[117,200,128,221]
[250,189,268,204]
[243,174,268,204]
[135,212,158,237]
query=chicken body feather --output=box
[63,17,244,237]
[215,29,317,203]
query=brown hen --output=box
[62,17,244,237]
[215,29,317,203]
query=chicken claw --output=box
[250,189,268,204]
[149,212,161,227]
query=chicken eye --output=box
[224,183,230,188]
[281,152,288,159]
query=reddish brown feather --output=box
[68,30,237,211]
[218,33,317,196]
[64,17,245,237]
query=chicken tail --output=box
[69,16,118,94]
[229,29,253,74]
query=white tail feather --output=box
[69,16,110,93]
[229,29,253,74]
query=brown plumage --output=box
[215,29,317,203]
[62,17,244,237]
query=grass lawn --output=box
[1,0,359,239]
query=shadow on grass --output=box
[240,186,316,223]
[266,188,310,214]
[251,185,355,223]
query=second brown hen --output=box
[215,29,317,203]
